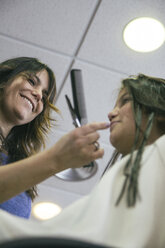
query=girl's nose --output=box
[108,107,119,121]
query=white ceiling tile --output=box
[0,0,98,55]
[0,36,72,91]
[78,0,165,77]
[32,184,82,209]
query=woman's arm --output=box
[0,122,109,203]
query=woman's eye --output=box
[42,94,47,103]
[28,78,35,86]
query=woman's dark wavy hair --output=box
[0,57,59,200]
[102,73,165,207]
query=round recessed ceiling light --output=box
[123,17,165,52]
[32,202,62,220]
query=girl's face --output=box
[108,88,136,155]
[0,69,49,128]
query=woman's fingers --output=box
[85,132,100,144]
[93,148,105,160]
[83,145,104,161]
[73,123,108,162]
[80,122,110,135]
[72,121,109,157]
[93,141,100,151]
[52,122,110,171]
[76,121,109,153]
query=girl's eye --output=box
[121,97,132,106]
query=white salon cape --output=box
[0,135,165,248]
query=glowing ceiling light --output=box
[32,202,62,220]
[123,17,165,52]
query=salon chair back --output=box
[0,237,118,248]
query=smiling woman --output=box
[2,70,49,126]
[0,57,59,218]
[0,57,109,219]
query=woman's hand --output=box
[0,122,110,202]
[51,122,110,171]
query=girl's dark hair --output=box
[103,74,165,206]
[0,57,59,200]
